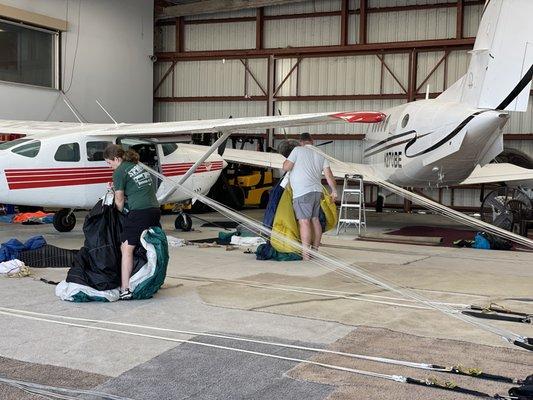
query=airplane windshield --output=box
[0,138,31,150]
[11,140,41,158]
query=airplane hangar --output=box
[0,1,532,400]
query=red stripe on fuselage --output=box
[8,176,111,190]
[6,163,223,190]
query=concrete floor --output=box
[0,208,532,399]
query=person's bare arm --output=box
[282,159,294,171]
[323,167,337,201]
[115,190,125,212]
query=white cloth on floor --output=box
[167,235,186,247]
[230,236,266,246]
[0,259,25,275]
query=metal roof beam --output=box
[156,0,308,19]
[156,38,475,61]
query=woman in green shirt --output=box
[104,144,161,300]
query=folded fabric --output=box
[0,236,47,262]
[167,235,186,247]
[13,211,53,224]
[0,215,15,223]
[255,243,302,261]
[0,259,25,275]
[230,236,266,246]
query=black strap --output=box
[513,338,533,352]
[462,310,531,324]
[405,377,492,398]
[40,278,59,286]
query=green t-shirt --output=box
[113,161,159,210]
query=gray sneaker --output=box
[119,288,133,300]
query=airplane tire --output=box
[53,209,76,232]
[175,213,192,231]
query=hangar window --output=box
[87,141,112,161]
[162,143,178,156]
[54,143,80,162]
[11,140,41,158]
[0,19,59,89]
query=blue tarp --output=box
[263,180,285,229]
[0,236,47,262]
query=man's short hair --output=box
[300,132,312,142]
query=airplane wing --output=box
[0,111,385,137]
[460,163,533,186]
[182,143,379,183]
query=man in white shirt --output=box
[282,132,337,260]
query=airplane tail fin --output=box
[439,0,533,112]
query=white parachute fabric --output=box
[140,163,530,350]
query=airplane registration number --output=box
[384,151,402,168]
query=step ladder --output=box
[336,174,366,235]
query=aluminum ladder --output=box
[336,174,366,235]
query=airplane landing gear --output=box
[53,208,76,232]
[174,212,192,231]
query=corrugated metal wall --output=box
[154,0,533,209]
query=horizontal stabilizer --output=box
[460,162,533,186]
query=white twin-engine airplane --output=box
[0,0,532,242]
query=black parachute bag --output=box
[65,200,146,291]
[481,232,513,251]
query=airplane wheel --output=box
[175,213,192,231]
[53,209,76,232]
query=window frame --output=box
[54,142,81,162]
[10,140,41,158]
[86,141,113,162]
[0,18,60,90]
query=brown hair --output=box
[103,144,140,164]
[300,132,312,142]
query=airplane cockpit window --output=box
[0,138,31,150]
[87,141,112,161]
[401,114,409,129]
[161,143,178,156]
[54,143,80,162]
[11,140,41,158]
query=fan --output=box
[480,187,533,231]
[277,139,300,158]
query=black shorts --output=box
[121,208,161,246]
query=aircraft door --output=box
[118,138,161,188]
[159,143,196,203]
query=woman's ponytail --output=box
[123,149,140,164]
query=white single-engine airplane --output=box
[0,111,381,232]
[0,0,532,243]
